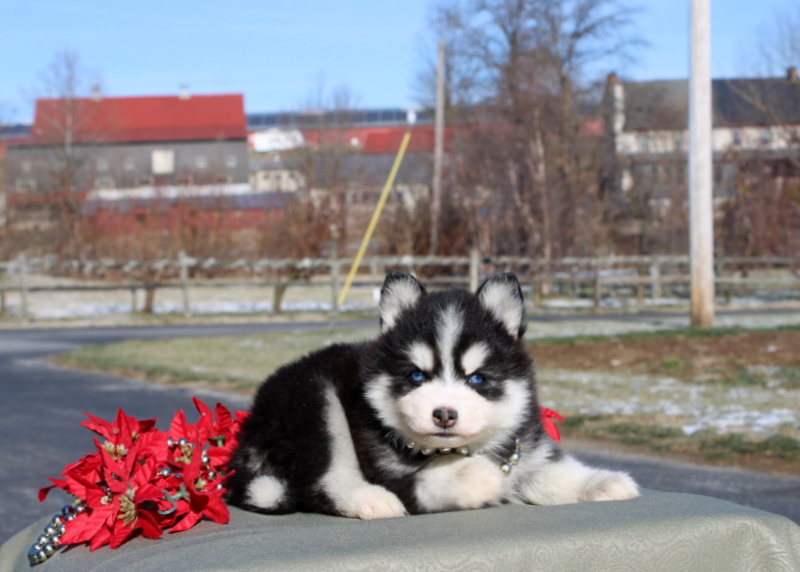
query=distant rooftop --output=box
[246,108,433,131]
[0,124,31,141]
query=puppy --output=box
[227,272,638,519]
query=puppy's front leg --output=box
[515,450,639,505]
[415,455,505,513]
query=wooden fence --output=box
[0,251,798,321]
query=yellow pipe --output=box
[337,131,412,307]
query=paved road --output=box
[2,320,800,545]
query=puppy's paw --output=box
[581,471,639,502]
[416,455,504,512]
[348,485,408,520]
[454,456,505,509]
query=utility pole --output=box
[689,0,715,327]
[431,38,445,255]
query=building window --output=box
[123,157,136,171]
[137,175,154,186]
[94,176,115,189]
[638,135,648,153]
[195,155,207,169]
[224,154,237,168]
[732,130,742,147]
[96,158,109,172]
[761,129,771,146]
[152,149,175,174]
[214,173,233,184]
[16,178,37,192]
[175,174,193,186]
[672,132,683,152]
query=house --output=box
[603,68,800,211]
[6,92,249,196]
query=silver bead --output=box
[509,451,521,465]
[58,524,66,535]
[501,463,512,475]
[178,438,188,447]
[64,513,75,522]
[515,438,522,450]
[167,436,175,447]
[420,446,434,455]
[43,543,55,556]
[216,484,224,489]
[202,454,210,464]
[61,504,74,517]
[438,447,451,455]
[44,525,56,536]
[158,467,173,478]
[406,441,416,449]
[28,549,39,564]
[207,470,217,480]
[173,473,183,479]
[37,534,49,546]
[74,502,86,513]
[37,549,47,562]
[456,446,470,456]
[51,515,63,527]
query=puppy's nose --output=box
[432,408,458,428]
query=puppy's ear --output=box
[380,272,426,332]
[476,273,526,338]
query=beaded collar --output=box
[404,438,523,475]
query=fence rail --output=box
[1,251,798,321]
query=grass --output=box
[54,327,378,392]
[561,414,800,464]
[528,323,800,346]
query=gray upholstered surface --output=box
[2,491,799,571]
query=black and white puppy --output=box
[227,272,639,519]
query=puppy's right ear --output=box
[379,272,426,333]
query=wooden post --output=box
[179,251,191,318]
[130,287,137,314]
[592,257,601,310]
[18,253,29,322]
[650,262,662,300]
[329,244,339,321]
[689,0,715,327]
[431,38,445,255]
[469,248,480,292]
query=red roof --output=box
[31,94,246,144]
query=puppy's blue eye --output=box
[409,370,427,383]
[468,374,485,385]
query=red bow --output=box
[540,407,566,441]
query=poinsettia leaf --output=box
[109,518,137,550]
[80,412,114,440]
[213,402,233,433]
[138,510,163,539]
[89,525,113,551]
[202,494,230,524]
[169,509,201,533]
[59,511,91,545]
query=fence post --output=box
[130,287,137,314]
[329,244,339,320]
[592,257,601,310]
[469,248,480,292]
[18,253,29,322]
[650,261,662,300]
[179,251,191,318]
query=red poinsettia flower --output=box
[37,399,246,559]
[540,407,566,441]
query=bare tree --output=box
[419,0,642,257]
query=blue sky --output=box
[1,0,796,123]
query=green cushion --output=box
[2,491,799,571]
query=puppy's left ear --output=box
[380,271,426,333]
[476,273,526,338]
